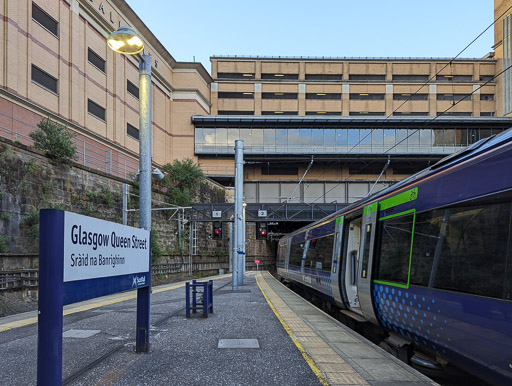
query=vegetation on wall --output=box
[29,117,77,165]
[156,158,204,206]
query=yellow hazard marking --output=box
[0,274,231,332]
[255,274,329,386]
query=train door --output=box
[357,202,379,324]
[343,215,362,314]
[330,216,344,308]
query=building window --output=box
[305,111,340,115]
[31,64,58,94]
[392,75,429,82]
[218,92,254,99]
[349,112,385,116]
[261,73,299,80]
[479,75,494,82]
[88,48,105,73]
[436,75,473,82]
[437,94,471,101]
[393,93,428,101]
[305,74,342,81]
[393,112,429,116]
[349,74,385,81]
[436,112,472,116]
[127,80,139,99]
[306,93,341,100]
[480,112,495,116]
[217,110,254,115]
[261,111,298,115]
[349,93,385,100]
[217,73,254,79]
[480,94,494,101]
[262,92,298,100]
[88,99,106,121]
[127,123,139,140]
[32,3,58,37]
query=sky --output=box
[125,0,495,74]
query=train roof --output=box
[280,126,512,243]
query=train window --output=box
[360,224,373,279]
[410,192,512,299]
[289,242,304,267]
[375,213,415,284]
[304,235,334,272]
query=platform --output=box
[0,272,437,385]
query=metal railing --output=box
[0,270,39,291]
[0,111,139,180]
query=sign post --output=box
[254,259,261,271]
[37,210,150,385]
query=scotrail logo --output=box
[132,275,146,288]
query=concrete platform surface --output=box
[0,271,437,385]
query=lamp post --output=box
[108,26,151,353]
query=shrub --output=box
[30,117,77,165]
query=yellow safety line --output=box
[255,274,330,386]
[0,275,231,332]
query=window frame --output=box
[374,209,416,289]
[127,122,139,140]
[32,3,59,38]
[31,64,58,95]
[87,98,106,122]
[87,48,106,74]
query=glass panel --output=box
[276,129,287,147]
[419,129,432,147]
[251,129,263,147]
[240,129,252,145]
[336,129,348,146]
[395,129,408,151]
[288,129,300,147]
[347,129,359,146]
[383,129,395,146]
[455,129,467,146]
[289,242,305,266]
[432,129,444,146]
[360,223,372,279]
[312,129,324,146]
[324,129,335,147]
[263,129,275,146]
[480,129,492,139]
[360,129,371,146]
[377,213,415,284]
[372,129,383,146]
[408,129,420,146]
[195,129,204,145]
[227,129,239,146]
[410,193,512,299]
[305,235,334,272]
[300,128,312,146]
[203,128,215,144]
[443,129,455,146]
[215,128,227,145]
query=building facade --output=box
[0,0,211,177]
[1,0,512,207]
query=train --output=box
[276,128,512,385]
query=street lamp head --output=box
[107,26,144,55]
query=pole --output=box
[122,183,128,225]
[136,53,152,353]
[228,222,233,273]
[234,140,244,285]
[242,204,246,279]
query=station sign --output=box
[64,211,149,283]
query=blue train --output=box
[276,128,512,385]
